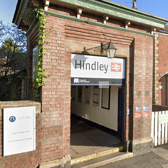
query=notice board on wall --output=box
[93,86,99,105]
[85,86,91,104]
[3,106,36,156]
[101,88,110,109]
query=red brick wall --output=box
[155,34,168,105]
[133,35,153,140]
[129,23,151,33]
[39,11,154,163]
[41,16,71,163]
[49,4,76,17]
[48,3,150,34]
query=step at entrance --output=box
[71,146,128,166]
[71,151,133,168]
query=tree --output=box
[0,21,27,101]
[0,38,19,52]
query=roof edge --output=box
[99,0,168,22]
[12,0,22,24]
[13,0,168,29]
[53,0,167,28]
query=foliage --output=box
[23,8,52,101]
[0,38,24,53]
[0,21,27,101]
[0,7,52,101]
[0,21,27,51]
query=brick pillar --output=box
[124,42,134,152]
[153,33,159,104]
[154,34,168,105]
[131,36,153,156]
[40,16,71,167]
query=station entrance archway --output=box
[70,54,126,160]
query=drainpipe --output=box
[166,72,168,105]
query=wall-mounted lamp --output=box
[101,40,117,58]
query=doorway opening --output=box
[70,85,125,160]
[70,54,126,162]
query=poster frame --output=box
[101,87,110,110]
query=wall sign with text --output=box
[143,106,149,118]
[143,106,149,112]
[135,107,141,112]
[159,114,168,124]
[3,106,36,156]
[143,112,149,118]
[134,112,142,119]
[71,54,125,85]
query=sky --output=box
[0,0,18,25]
[0,0,168,25]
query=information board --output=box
[93,86,99,105]
[101,88,110,109]
[159,114,168,124]
[3,106,36,156]
[85,86,91,104]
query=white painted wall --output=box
[71,86,119,131]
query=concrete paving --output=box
[70,116,168,168]
[153,147,168,161]
[72,152,133,168]
[71,116,121,160]
[99,145,168,168]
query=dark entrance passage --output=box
[70,85,125,165]
[70,115,121,160]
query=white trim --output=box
[155,32,168,36]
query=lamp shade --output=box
[106,41,117,58]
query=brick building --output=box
[8,0,168,167]
[153,26,168,105]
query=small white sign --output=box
[127,109,130,115]
[143,106,149,112]
[99,81,109,88]
[3,106,36,156]
[135,107,141,112]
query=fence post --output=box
[151,112,154,143]
[162,111,165,144]
[166,111,168,143]
[158,111,161,145]
[154,112,158,146]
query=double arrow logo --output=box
[111,63,121,72]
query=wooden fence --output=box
[151,111,168,146]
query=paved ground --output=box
[71,116,121,159]
[71,116,168,168]
[99,144,168,168]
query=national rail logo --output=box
[111,63,121,72]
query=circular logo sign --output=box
[9,116,16,122]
